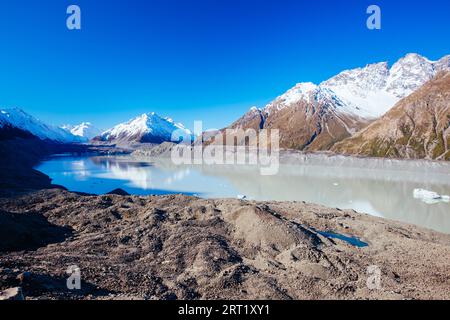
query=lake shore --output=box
[35,150,450,233]
[132,142,450,167]
[1,142,449,300]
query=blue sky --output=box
[0,0,449,131]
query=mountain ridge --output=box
[0,108,82,143]
[332,71,450,160]
[227,53,450,152]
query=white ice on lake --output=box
[413,189,450,204]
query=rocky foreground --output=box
[1,188,449,300]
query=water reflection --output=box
[36,155,450,234]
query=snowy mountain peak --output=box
[385,53,437,98]
[292,82,318,92]
[323,62,389,93]
[249,106,262,112]
[62,122,101,141]
[398,53,431,63]
[437,55,450,69]
[264,53,450,119]
[274,82,319,106]
[98,112,192,144]
[0,107,81,143]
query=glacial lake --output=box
[36,155,450,234]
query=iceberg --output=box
[413,189,450,204]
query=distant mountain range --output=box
[0,108,82,143]
[229,53,450,153]
[0,108,192,146]
[1,53,449,160]
[61,123,101,141]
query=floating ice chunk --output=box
[414,188,440,199]
[413,189,450,204]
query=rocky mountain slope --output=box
[94,113,192,145]
[1,189,449,300]
[332,72,450,160]
[231,86,372,150]
[229,54,450,151]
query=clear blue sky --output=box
[0,0,449,131]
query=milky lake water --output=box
[36,155,450,234]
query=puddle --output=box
[317,231,368,248]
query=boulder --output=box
[0,287,24,300]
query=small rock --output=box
[0,287,24,300]
[107,188,130,196]
[119,235,132,244]
[16,271,32,283]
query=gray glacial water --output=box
[36,154,450,234]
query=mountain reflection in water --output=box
[36,155,450,234]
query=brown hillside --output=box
[332,72,450,160]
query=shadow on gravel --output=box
[0,210,73,252]
[0,270,114,299]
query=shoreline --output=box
[32,147,450,234]
[131,142,450,168]
[1,142,450,300]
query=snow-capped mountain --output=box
[228,53,450,151]
[332,71,450,160]
[265,82,360,116]
[231,86,372,150]
[322,53,450,117]
[0,108,82,143]
[96,112,193,144]
[270,53,450,119]
[62,122,101,141]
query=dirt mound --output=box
[224,205,321,252]
[0,189,449,300]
